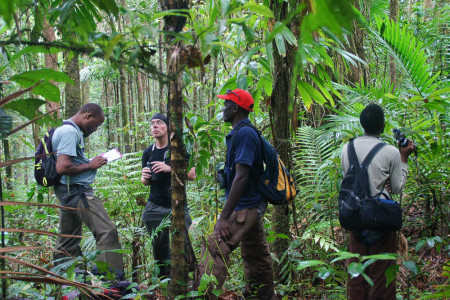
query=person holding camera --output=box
[197,89,277,299]
[140,113,196,278]
[341,104,415,299]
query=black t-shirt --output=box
[142,144,171,207]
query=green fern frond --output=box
[375,17,439,96]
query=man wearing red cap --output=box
[198,89,277,299]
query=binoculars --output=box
[392,129,409,147]
[146,161,160,181]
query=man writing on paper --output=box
[53,103,124,277]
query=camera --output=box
[146,161,159,181]
[392,129,408,147]
[217,168,227,189]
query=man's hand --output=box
[141,167,152,181]
[400,139,416,163]
[150,161,171,173]
[215,217,231,242]
[89,155,107,169]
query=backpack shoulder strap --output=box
[347,139,360,168]
[230,123,261,148]
[361,142,386,168]
[348,140,386,197]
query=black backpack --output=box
[229,123,297,205]
[34,121,76,187]
[338,139,403,232]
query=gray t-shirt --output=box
[341,135,408,198]
[52,119,97,185]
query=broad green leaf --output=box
[385,265,399,286]
[301,81,327,105]
[361,272,374,286]
[236,75,248,90]
[348,262,365,278]
[0,46,61,73]
[220,0,230,15]
[152,9,190,19]
[363,254,397,261]
[104,33,124,60]
[96,0,119,17]
[242,3,274,18]
[330,251,360,263]
[3,99,47,120]
[297,80,313,109]
[274,33,286,57]
[210,42,239,55]
[10,69,74,85]
[297,260,326,271]
[318,267,333,280]
[402,261,418,275]
[278,23,297,47]
[242,24,255,44]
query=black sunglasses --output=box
[226,89,241,102]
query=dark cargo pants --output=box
[54,185,124,272]
[142,201,192,278]
[198,207,276,300]
[347,231,397,300]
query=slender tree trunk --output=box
[136,70,146,150]
[269,0,296,283]
[168,46,190,297]
[119,64,131,153]
[81,57,90,105]
[2,140,12,190]
[159,0,190,295]
[104,80,112,148]
[158,26,165,114]
[64,52,81,118]
[389,0,398,91]
[209,57,218,119]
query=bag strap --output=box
[348,140,386,197]
[361,142,387,168]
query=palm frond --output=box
[374,16,440,97]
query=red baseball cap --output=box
[217,89,254,112]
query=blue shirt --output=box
[225,119,263,210]
[52,120,97,186]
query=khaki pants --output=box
[54,187,124,272]
[198,207,276,299]
[347,231,397,300]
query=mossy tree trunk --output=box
[158,0,191,296]
[64,52,81,119]
[269,0,298,283]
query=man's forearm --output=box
[57,161,92,175]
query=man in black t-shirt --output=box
[140,113,196,278]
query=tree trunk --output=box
[159,0,190,295]
[136,70,146,150]
[2,140,12,190]
[119,64,131,153]
[81,57,90,105]
[168,46,190,296]
[43,18,61,118]
[389,0,398,91]
[270,0,295,283]
[64,52,81,118]
[158,26,166,114]
[346,0,368,86]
